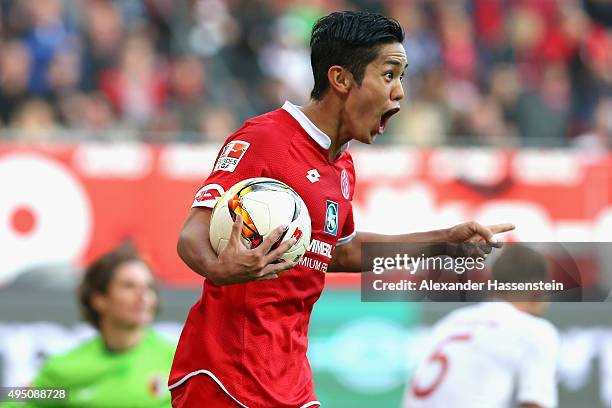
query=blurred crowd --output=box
[0,0,611,147]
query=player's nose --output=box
[392,80,404,102]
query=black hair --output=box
[310,11,404,100]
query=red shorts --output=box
[170,374,242,408]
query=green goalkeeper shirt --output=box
[5,330,175,408]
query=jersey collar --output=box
[282,101,350,154]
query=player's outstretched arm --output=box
[177,208,298,285]
[328,222,515,272]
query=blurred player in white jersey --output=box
[403,244,560,408]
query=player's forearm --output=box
[329,229,451,272]
[177,208,219,281]
[177,233,214,279]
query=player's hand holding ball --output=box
[208,178,311,285]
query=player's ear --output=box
[327,65,352,96]
[91,292,107,314]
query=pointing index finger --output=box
[488,223,515,234]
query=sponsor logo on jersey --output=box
[306,169,320,183]
[213,141,250,172]
[192,184,224,207]
[341,169,350,199]
[308,239,333,259]
[324,200,338,236]
[299,255,328,272]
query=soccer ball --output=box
[209,177,311,264]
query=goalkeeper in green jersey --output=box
[3,247,175,408]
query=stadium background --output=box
[0,0,611,407]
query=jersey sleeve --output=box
[516,321,560,408]
[192,129,283,209]
[337,203,355,246]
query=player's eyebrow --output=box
[384,59,408,69]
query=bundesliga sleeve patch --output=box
[213,140,250,172]
[192,184,225,208]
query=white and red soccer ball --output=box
[209,178,311,264]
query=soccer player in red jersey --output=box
[169,11,514,408]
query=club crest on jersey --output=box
[341,169,350,199]
[214,140,250,172]
[324,200,338,236]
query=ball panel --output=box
[240,197,271,236]
[209,184,237,253]
[247,190,296,229]
[228,195,263,248]
[275,193,311,263]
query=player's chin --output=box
[130,311,155,326]
[359,128,379,144]
[353,126,380,144]
[366,129,381,144]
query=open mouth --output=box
[378,107,400,134]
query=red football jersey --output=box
[169,101,356,408]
